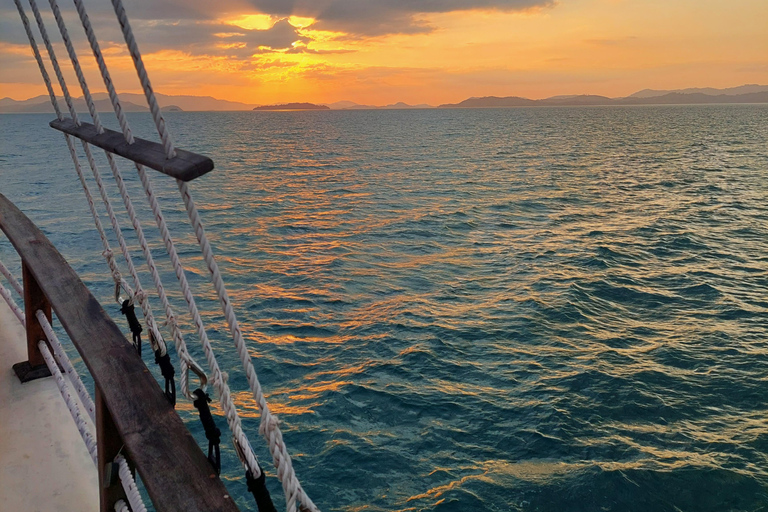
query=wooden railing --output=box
[0,192,239,512]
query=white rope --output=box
[72,0,132,142]
[38,0,167,357]
[70,0,208,398]
[11,0,61,120]
[38,339,98,465]
[72,0,267,474]
[18,2,317,509]
[26,0,79,124]
[179,182,318,512]
[109,0,176,159]
[67,134,131,295]
[45,0,103,133]
[0,282,25,326]
[36,309,96,423]
[115,455,148,512]
[73,0,258,466]
[114,500,130,512]
[0,259,23,297]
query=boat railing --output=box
[0,192,239,512]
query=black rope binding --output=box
[155,349,176,406]
[192,388,221,475]
[120,299,142,355]
[246,464,278,512]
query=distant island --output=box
[253,103,330,111]
[438,90,768,108]
[2,85,767,113]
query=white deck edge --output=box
[0,298,99,511]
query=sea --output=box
[1,105,767,512]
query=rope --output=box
[26,0,79,124]
[0,281,25,326]
[179,181,318,512]
[35,0,172,360]
[155,346,177,406]
[45,0,103,133]
[39,316,148,512]
[71,0,133,143]
[120,299,143,355]
[115,455,148,512]
[109,0,176,159]
[70,0,207,403]
[114,500,130,512]
[69,132,129,295]
[38,0,167,359]
[0,259,23,297]
[38,340,98,464]
[247,465,279,512]
[12,0,61,120]
[193,389,222,475]
[17,1,318,509]
[37,309,96,423]
[74,0,255,462]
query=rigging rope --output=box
[13,0,321,508]
[0,281,25,326]
[38,339,98,464]
[71,0,207,401]
[0,259,23,297]
[116,455,148,512]
[37,309,96,423]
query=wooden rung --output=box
[50,118,214,182]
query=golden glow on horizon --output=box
[1,0,767,104]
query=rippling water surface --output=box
[1,106,768,511]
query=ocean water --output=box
[1,105,767,511]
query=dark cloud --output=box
[1,0,555,63]
[242,0,555,35]
[129,18,309,57]
[0,3,312,58]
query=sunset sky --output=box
[1,0,767,105]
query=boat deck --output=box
[0,299,98,511]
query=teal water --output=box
[1,106,768,511]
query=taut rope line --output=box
[12,0,322,508]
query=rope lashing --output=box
[120,299,142,355]
[193,388,221,475]
[246,465,278,512]
[155,347,176,406]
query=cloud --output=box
[130,18,310,57]
[242,0,556,35]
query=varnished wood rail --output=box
[0,193,238,512]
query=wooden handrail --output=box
[0,193,238,512]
